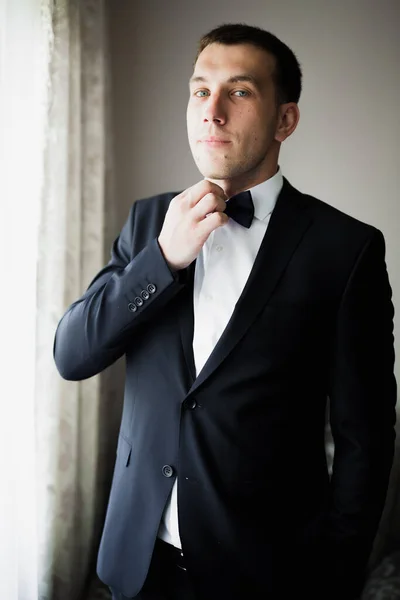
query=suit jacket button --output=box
[128,303,137,312]
[134,296,144,307]
[141,290,150,300]
[183,398,197,410]
[147,283,157,294]
[162,465,174,478]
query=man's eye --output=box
[195,90,209,97]
[233,90,249,97]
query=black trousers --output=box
[109,538,197,600]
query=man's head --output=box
[186,23,302,195]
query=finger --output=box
[186,179,227,208]
[196,210,229,240]
[192,193,226,221]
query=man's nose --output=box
[203,95,227,125]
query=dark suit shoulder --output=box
[133,191,181,216]
[285,179,380,241]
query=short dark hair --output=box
[194,23,302,105]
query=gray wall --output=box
[107,0,400,396]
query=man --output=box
[54,23,397,600]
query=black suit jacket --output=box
[54,178,397,600]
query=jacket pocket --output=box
[116,433,132,467]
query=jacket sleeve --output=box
[53,202,187,381]
[325,228,397,598]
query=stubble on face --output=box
[192,121,278,182]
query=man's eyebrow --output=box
[189,74,260,87]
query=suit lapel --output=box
[178,260,197,383]
[184,178,313,395]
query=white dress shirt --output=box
[157,167,284,548]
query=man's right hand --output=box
[158,180,229,271]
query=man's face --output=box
[187,43,280,188]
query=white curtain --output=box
[0,1,52,599]
[0,1,120,599]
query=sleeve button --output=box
[147,283,157,294]
[128,303,137,312]
[141,290,150,301]
[134,296,144,307]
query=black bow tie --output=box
[224,190,254,228]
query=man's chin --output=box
[201,172,225,181]
[197,162,235,181]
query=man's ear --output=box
[275,103,300,142]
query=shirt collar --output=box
[247,167,283,222]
